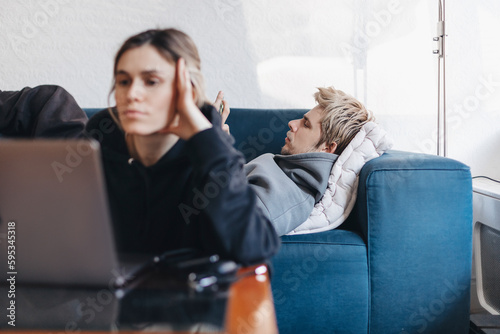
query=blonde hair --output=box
[314,86,374,155]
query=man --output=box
[218,87,374,236]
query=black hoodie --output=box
[85,105,279,265]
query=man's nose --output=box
[288,119,299,131]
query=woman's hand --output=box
[160,58,212,140]
[213,91,230,135]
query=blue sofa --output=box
[85,107,473,334]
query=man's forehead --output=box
[305,106,324,123]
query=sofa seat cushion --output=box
[271,229,368,333]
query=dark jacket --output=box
[0,85,87,138]
[85,106,279,265]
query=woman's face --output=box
[114,45,176,135]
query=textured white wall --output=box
[0,0,361,109]
[1,0,499,179]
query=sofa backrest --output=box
[84,108,102,119]
[84,108,308,162]
[226,108,306,161]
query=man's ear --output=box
[322,142,337,154]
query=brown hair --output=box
[315,86,374,155]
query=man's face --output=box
[281,106,335,155]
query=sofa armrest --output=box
[354,150,473,334]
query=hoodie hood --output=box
[273,152,338,202]
[245,152,338,236]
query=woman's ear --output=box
[191,80,196,101]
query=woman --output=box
[85,28,279,265]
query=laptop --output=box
[0,139,165,289]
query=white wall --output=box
[446,1,500,181]
[1,0,499,179]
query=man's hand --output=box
[213,91,230,135]
[160,58,212,140]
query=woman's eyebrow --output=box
[115,70,129,76]
[141,69,164,76]
[115,69,165,76]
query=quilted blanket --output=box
[288,121,393,235]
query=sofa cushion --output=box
[271,229,368,333]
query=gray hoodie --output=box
[245,152,338,236]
